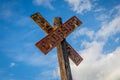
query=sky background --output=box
[0,0,120,80]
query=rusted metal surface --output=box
[35,16,82,54]
[66,42,83,66]
[31,12,83,65]
[31,12,53,33]
[54,17,72,80]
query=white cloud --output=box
[66,5,120,80]
[0,9,12,19]
[72,5,120,42]
[73,28,95,39]
[80,41,104,62]
[110,5,120,17]
[0,1,30,25]
[96,14,109,21]
[94,7,106,12]
[65,0,92,14]
[71,47,120,80]
[53,67,60,80]
[16,17,31,26]
[10,62,16,68]
[12,52,57,67]
[34,67,60,80]
[94,5,120,42]
[115,37,120,43]
[96,5,120,22]
[33,0,54,9]
[96,16,120,41]
[0,2,17,20]
[7,47,58,79]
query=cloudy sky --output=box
[0,0,120,80]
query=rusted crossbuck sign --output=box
[31,12,83,80]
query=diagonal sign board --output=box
[35,16,82,53]
[66,42,83,65]
[31,12,53,34]
[31,13,83,65]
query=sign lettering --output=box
[31,13,53,33]
[66,42,83,65]
[31,13,83,65]
[36,16,82,54]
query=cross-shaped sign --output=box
[31,12,83,80]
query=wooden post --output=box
[53,17,73,80]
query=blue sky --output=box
[0,0,120,80]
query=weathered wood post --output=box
[53,17,72,80]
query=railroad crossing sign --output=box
[31,12,83,80]
[31,13,83,65]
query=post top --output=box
[53,17,62,28]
